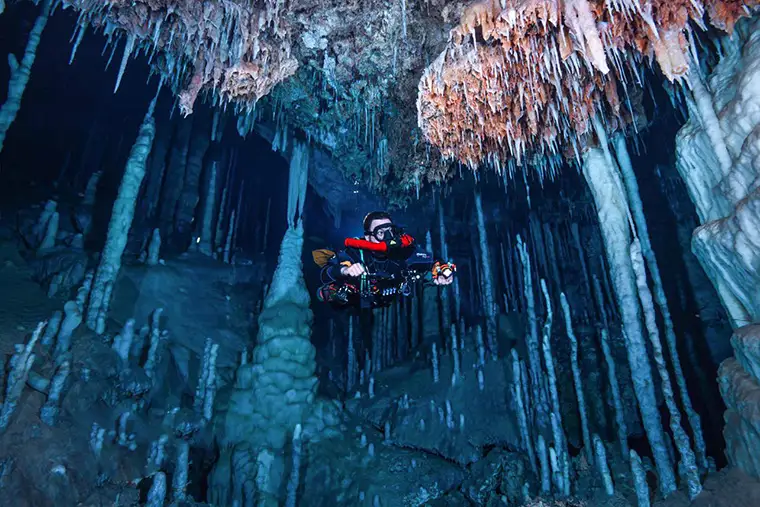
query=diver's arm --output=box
[320,249,356,283]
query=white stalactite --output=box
[581,146,675,495]
[474,190,498,354]
[630,240,701,499]
[430,340,440,383]
[600,326,629,458]
[512,349,536,474]
[114,34,135,93]
[223,210,236,263]
[541,280,570,496]
[451,324,460,383]
[561,293,592,464]
[199,160,218,255]
[686,70,733,176]
[347,317,356,392]
[517,235,548,432]
[86,96,158,333]
[0,0,52,154]
[613,132,707,470]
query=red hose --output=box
[345,237,388,252]
[345,234,415,252]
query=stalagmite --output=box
[613,132,707,470]
[0,0,51,155]
[40,361,70,426]
[86,95,158,334]
[214,141,316,506]
[561,293,592,464]
[474,190,497,354]
[630,240,701,499]
[593,434,614,496]
[537,435,550,494]
[630,449,651,507]
[146,228,161,266]
[172,440,189,501]
[147,472,167,507]
[581,146,675,495]
[0,323,43,432]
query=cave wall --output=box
[675,17,760,477]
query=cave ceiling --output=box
[60,0,759,210]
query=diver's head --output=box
[363,211,396,244]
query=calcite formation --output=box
[63,0,298,115]
[418,0,759,172]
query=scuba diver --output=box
[314,211,456,311]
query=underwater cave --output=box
[0,0,760,506]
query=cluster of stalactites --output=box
[62,0,298,115]
[417,0,758,172]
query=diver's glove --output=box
[432,261,456,283]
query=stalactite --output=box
[69,21,88,65]
[474,190,497,354]
[347,317,356,393]
[142,116,171,222]
[199,158,219,256]
[542,223,562,297]
[438,196,452,335]
[113,34,135,93]
[613,133,707,470]
[581,146,675,495]
[541,280,569,496]
[630,239,701,499]
[223,210,235,263]
[570,222,593,308]
[176,115,212,239]
[87,95,158,333]
[686,70,733,176]
[512,349,536,474]
[262,197,272,253]
[517,235,548,432]
[160,116,193,238]
[561,293,592,463]
[0,0,52,155]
